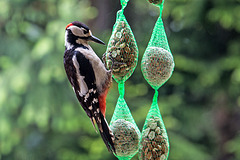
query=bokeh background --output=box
[0,0,240,159]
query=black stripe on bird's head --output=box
[65,21,105,47]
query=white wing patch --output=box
[92,98,98,104]
[72,55,88,96]
[84,92,90,102]
[75,47,108,93]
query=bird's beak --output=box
[89,35,105,45]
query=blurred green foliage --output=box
[0,0,240,160]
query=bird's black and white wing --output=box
[64,49,99,124]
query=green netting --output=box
[139,1,172,160]
[120,0,129,9]
[105,1,140,159]
[103,1,138,83]
[139,91,169,160]
[110,82,140,160]
[141,0,174,90]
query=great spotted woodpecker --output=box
[63,21,115,153]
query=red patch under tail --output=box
[98,89,109,117]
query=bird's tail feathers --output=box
[90,117,98,133]
[96,113,115,153]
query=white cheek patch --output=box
[69,26,84,37]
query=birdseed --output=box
[139,116,169,160]
[141,47,174,89]
[104,20,138,82]
[110,119,140,157]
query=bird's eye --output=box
[83,29,88,34]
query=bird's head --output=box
[65,21,105,49]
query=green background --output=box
[0,0,240,159]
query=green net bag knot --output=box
[120,0,129,9]
[103,0,138,83]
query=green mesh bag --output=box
[141,0,174,90]
[110,83,140,160]
[139,1,173,159]
[139,91,169,160]
[105,1,140,159]
[103,0,138,83]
